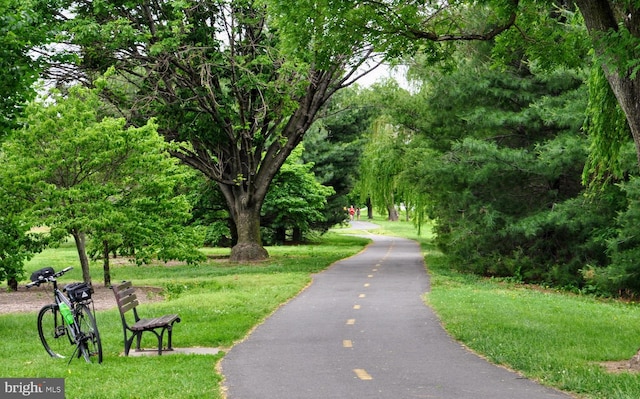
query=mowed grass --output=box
[0,233,369,399]
[425,255,640,399]
[5,217,640,398]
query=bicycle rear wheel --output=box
[37,304,74,359]
[75,304,103,363]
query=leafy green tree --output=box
[0,183,49,291]
[354,80,425,221]
[357,116,408,221]
[2,87,203,285]
[303,87,375,227]
[42,0,381,262]
[87,165,205,286]
[0,0,52,137]
[262,145,334,244]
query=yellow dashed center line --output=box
[353,304,361,310]
[346,319,356,325]
[343,340,353,348]
[364,283,370,287]
[353,369,373,380]
[359,294,366,298]
[367,274,373,278]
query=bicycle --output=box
[26,266,103,364]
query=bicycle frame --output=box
[53,284,80,341]
[27,267,103,364]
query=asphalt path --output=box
[221,226,572,399]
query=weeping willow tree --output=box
[357,116,411,221]
[582,66,633,189]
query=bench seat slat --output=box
[131,315,180,331]
[119,298,139,314]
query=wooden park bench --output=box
[111,281,181,356]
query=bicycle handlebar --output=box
[25,266,74,288]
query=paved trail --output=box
[221,231,572,399]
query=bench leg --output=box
[124,326,177,355]
[166,326,174,350]
[157,330,164,355]
[124,333,137,356]
[135,332,143,352]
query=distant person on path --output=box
[356,207,361,220]
[349,205,355,221]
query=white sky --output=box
[356,63,411,89]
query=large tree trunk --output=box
[223,189,268,262]
[576,1,640,166]
[70,228,92,285]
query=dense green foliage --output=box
[303,87,376,226]
[406,51,596,287]
[352,34,640,294]
[261,146,335,244]
[1,87,204,286]
[0,0,51,136]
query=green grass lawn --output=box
[3,218,640,398]
[426,253,640,399]
[0,233,369,399]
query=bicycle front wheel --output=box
[37,304,74,359]
[75,304,103,363]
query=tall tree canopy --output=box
[0,0,52,136]
[302,86,375,227]
[350,0,640,173]
[44,0,380,261]
[2,87,202,285]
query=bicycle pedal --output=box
[55,326,66,337]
